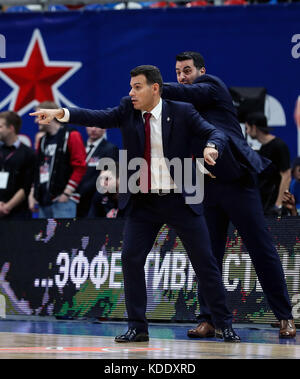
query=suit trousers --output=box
[121,192,232,332]
[197,177,293,323]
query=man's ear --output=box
[200,67,206,75]
[153,83,160,95]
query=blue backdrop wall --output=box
[0,4,299,159]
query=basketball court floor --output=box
[0,318,299,359]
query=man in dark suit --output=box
[30,65,240,343]
[77,126,119,217]
[162,51,295,338]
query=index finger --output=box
[29,111,42,116]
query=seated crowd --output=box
[0,0,299,14]
[0,102,299,220]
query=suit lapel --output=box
[134,111,145,155]
[161,100,172,157]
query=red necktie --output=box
[140,112,152,193]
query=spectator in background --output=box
[76,126,119,217]
[0,111,35,219]
[289,157,300,213]
[29,101,86,218]
[34,130,45,151]
[88,163,122,218]
[245,112,291,215]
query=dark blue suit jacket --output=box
[163,74,271,182]
[67,96,227,214]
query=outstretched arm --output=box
[30,98,130,129]
[30,106,121,129]
[162,81,217,107]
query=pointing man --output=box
[30,65,240,343]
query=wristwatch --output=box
[206,142,217,150]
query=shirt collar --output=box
[14,139,21,149]
[141,98,162,121]
[3,139,21,149]
[87,135,105,149]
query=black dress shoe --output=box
[115,328,149,343]
[215,326,241,343]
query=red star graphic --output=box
[0,29,81,115]
[0,40,72,112]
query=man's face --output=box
[245,123,257,139]
[0,118,11,142]
[129,74,159,111]
[176,59,205,84]
[86,127,106,141]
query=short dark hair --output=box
[0,111,22,134]
[130,65,163,94]
[245,112,269,133]
[176,51,205,69]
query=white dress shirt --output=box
[58,108,70,123]
[142,99,175,191]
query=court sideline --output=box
[0,318,299,359]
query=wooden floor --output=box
[0,319,299,359]
[0,332,300,359]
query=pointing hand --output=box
[29,108,64,124]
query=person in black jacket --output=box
[0,111,35,219]
[76,126,119,217]
[162,51,295,339]
[245,112,291,215]
[29,101,86,219]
